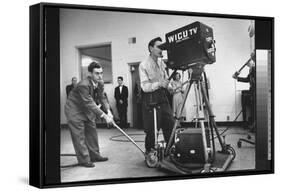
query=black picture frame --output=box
[29,2,274,188]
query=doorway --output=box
[129,62,143,129]
[78,43,112,83]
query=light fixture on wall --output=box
[128,37,136,44]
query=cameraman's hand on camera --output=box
[232,71,240,79]
[159,79,169,88]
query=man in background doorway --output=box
[114,76,128,129]
[66,77,77,98]
[65,62,114,168]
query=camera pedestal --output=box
[161,66,236,174]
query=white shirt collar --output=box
[91,80,98,88]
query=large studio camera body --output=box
[142,22,235,172]
[164,21,216,70]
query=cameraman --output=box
[139,37,174,155]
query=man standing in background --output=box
[66,77,77,98]
[233,52,256,130]
[114,76,128,129]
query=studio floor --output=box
[60,126,255,183]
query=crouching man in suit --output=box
[65,62,114,168]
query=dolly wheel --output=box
[227,146,236,160]
[145,151,159,168]
[200,168,215,173]
[237,141,242,148]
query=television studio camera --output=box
[111,21,236,174]
[161,21,216,70]
[155,21,236,173]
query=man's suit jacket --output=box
[114,85,128,107]
[66,84,75,98]
[65,76,109,122]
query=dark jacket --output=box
[114,85,128,107]
[66,84,75,98]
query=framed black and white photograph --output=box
[29,2,274,188]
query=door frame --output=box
[128,62,141,128]
[76,42,112,83]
